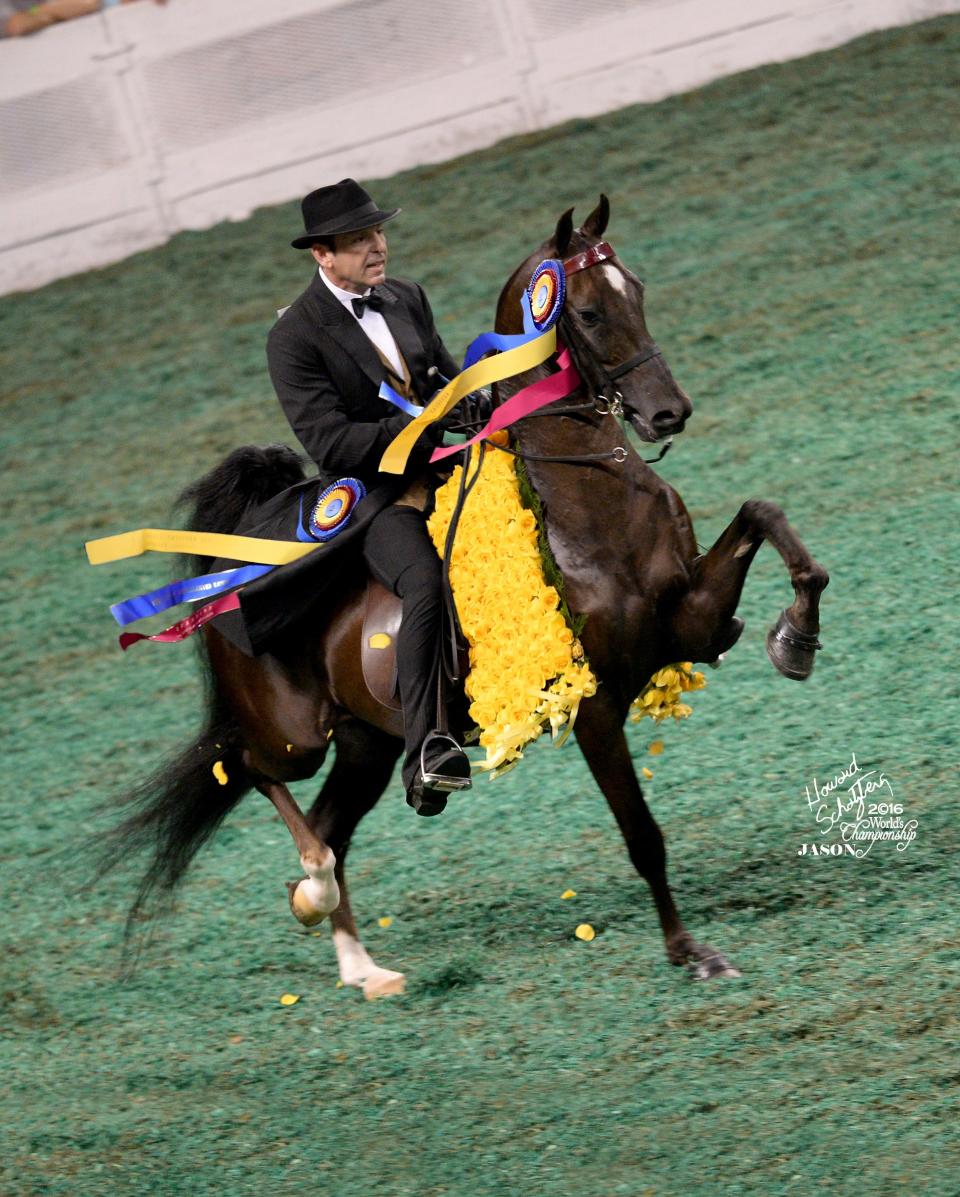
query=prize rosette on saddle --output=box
[298,478,366,543]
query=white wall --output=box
[1,0,956,295]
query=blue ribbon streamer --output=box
[460,290,540,369]
[378,382,425,417]
[110,563,273,627]
[296,495,315,543]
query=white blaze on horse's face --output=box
[603,263,629,296]
[568,248,692,441]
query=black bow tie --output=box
[351,291,384,319]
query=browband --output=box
[563,240,615,276]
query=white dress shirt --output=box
[318,267,404,379]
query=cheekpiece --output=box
[307,478,366,541]
[527,259,566,331]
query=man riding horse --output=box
[266,178,471,814]
[90,186,829,988]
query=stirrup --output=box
[420,732,473,793]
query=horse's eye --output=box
[577,308,602,328]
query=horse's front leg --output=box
[574,689,740,979]
[673,499,829,678]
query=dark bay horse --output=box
[107,197,828,995]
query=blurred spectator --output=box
[3,0,165,39]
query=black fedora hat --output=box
[291,178,400,249]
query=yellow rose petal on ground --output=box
[335,981,344,989]
[648,740,664,755]
[212,760,228,786]
[642,767,654,779]
[575,924,596,942]
[279,993,300,1006]
[378,917,393,928]
[561,889,577,899]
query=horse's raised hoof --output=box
[766,610,822,681]
[286,874,340,927]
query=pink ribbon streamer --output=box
[118,592,241,650]
[430,349,581,464]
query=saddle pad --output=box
[361,579,402,711]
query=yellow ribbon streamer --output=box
[378,326,557,475]
[85,527,320,567]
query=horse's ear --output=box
[554,207,575,256]
[581,194,610,239]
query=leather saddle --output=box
[361,579,403,711]
[360,578,470,715]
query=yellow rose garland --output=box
[428,445,706,775]
[428,446,596,774]
[630,662,707,724]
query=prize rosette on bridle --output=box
[526,259,565,331]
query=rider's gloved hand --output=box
[464,388,494,426]
[436,389,493,436]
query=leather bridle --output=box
[499,238,671,466]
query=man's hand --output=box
[435,389,493,435]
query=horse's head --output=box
[498,196,692,442]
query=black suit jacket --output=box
[225,273,459,655]
[266,271,460,490]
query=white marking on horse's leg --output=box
[603,263,629,295]
[288,848,340,926]
[333,929,406,1000]
[733,537,755,558]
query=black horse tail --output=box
[97,684,250,939]
[97,443,305,943]
[176,442,306,572]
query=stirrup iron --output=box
[420,732,472,793]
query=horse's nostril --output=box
[652,410,686,433]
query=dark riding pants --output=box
[362,504,443,790]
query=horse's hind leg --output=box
[253,775,341,926]
[575,689,740,980]
[306,720,406,1000]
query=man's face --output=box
[311,225,388,293]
